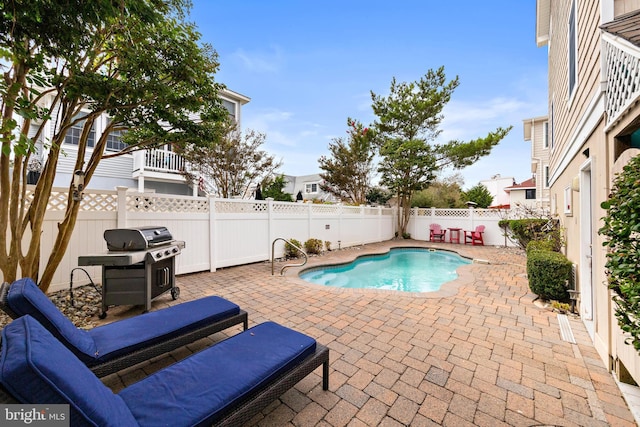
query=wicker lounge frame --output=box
[0,340,329,426]
[0,282,249,377]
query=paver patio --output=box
[100,240,638,426]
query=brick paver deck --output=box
[100,240,638,426]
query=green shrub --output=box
[325,241,332,251]
[526,239,555,254]
[304,238,323,255]
[504,218,562,251]
[285,238,303,258]
[526,249,571,301]
[599,153,640,351]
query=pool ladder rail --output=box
[271,238,308,275]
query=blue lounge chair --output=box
[0,278,248,376]
[0,315,329,426]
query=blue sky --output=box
[190,1,548,189]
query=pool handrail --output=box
[271,238,308,275]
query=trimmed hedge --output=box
[501,218,562,251]
[526,249,572,301]
[526,239,555,254]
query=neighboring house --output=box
[503,178,538,209]
[48,88,250,196]
[523,115,551,209]
[283,174,339,203]
[537,0,640,387]
[479,174,514,208]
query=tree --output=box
[262,175,294,202]
[366,186,393,206]
[411,176,466,208]
[0,0,228,292]
[319,118,376,205]
[180,121,281,198]
[371,67,511,235]
[463,183,494,208]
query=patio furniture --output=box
[429,224,447,242]
[0,278,248,377]
[448,227,462,244]
[464,225,485,246]
[0,315,329,427]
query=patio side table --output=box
[448,228,462,244]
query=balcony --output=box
[602,15,640,128]
[132,148,187,183]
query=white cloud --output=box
[231,45,284,73]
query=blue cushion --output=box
[0,316,137,427]
[7,278,97,362]
[88,296,240,363]
[8,278,241,366]
[120,321,317,426]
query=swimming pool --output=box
[299,248,471,293]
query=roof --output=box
[536,0,551,47]
[504,178,536,192]
[601,10,640,48]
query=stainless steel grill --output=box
[78,226,185,319]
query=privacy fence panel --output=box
[10,187,522,293]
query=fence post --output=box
[209,197,216,272]
[267,198,274,259]
[116,186,128,228]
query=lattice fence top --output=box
[604,37,640,126]
[79,192,119,212]
[128,194,209,213]
[270,202,306,214]
[27,189,120,212]
[212,200,262,214]
[341,206,362,215]
[311,204,338,215]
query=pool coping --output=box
[282,243,485,299]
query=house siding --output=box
[615,0,640,15]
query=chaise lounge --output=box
[0,278,248,377]
[0,315,330,427]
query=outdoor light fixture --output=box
[73,170,85,201]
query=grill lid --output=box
[104,226,173,251]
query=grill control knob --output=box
[156,252,162,259]
[172,247,179,253]
[165,250,170,256]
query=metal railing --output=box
[271,238,308,275]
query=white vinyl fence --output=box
[9,187,518,293]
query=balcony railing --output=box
[143,148,185,173]
[603,32,640,127]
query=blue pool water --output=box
[299,248,471,292]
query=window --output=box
[65,114,95,147]
[525,189,536,200]
[542,121,549,149]
[222,99,236,122]
[568,1,577,98]
[550,101,555,149]
[544,165,550,188]
[305,183,318,193]
[105,119,128,152]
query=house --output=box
[479,174,514,208]
[283,174,339,203]
[536,0,640,388]
[523,115,551,209]
[503,178,539,210]
[47,88,250,196]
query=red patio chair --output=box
[429,224,447,242]
[464,225,485,246]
